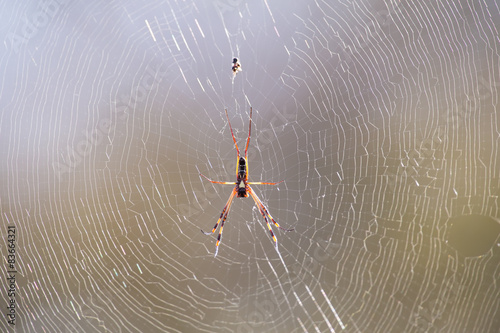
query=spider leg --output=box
[244,107,252,159]
[213,192,236,257]
[225,109,240,157]
[200,173,236,185]
[201,188,237,256]
[247,187,294,250]
[248,180,284,185]
[249,189,278,248]
[248,186,294,232]
[201,188,236,235]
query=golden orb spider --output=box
[200,108,294,256]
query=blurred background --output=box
[1,0,499,332]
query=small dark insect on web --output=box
[232,57,242,75]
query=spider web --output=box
[1,0,500,332]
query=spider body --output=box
[200,108,293,256]
[236,157,248,197]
